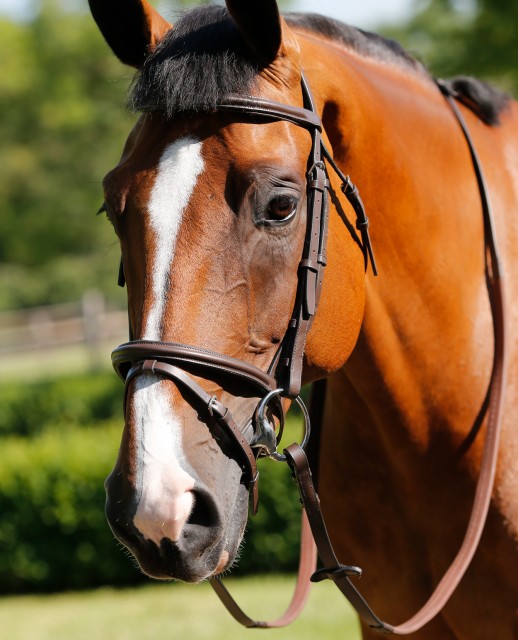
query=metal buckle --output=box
[307,160,325,178]
[207,395,218,418]
[251,389,311,462]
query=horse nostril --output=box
[188,490,220,529]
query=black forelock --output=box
[128,5,260,117]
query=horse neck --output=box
[302,36,494,451]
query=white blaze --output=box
[133,136,204,543]
[133,375,196,543]
[143,136,205,340]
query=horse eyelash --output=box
[96,202,114,227]
[96,202,107,216]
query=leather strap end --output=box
[303,269,318,318]
[249,472,259,516]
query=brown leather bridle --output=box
[111,75,507,634]
[112,73,376,512]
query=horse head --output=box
[90,0,366,584]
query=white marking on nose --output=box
[143,136,205,341]
[132,375,196,544]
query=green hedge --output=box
[0,421,146,593]
[239,452,301,575]
[0,372,123,437]
[0,416,303,593]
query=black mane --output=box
[438,76,509,125]
[286,13,423,71]
[129,6,509,125]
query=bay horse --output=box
[89,1,518,638]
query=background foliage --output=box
[384,0,518,94]
[0,0,132,310]
[0,372,121,437]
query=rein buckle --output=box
[311,563,363,583]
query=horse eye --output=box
[265,195,298,223]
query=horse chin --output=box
[130,532,242,584]
[106,481,249,584]
[132,539,226,584]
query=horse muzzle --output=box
[105,453,247,582]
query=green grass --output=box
[0,576,361,640]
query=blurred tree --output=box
[383,0,518,94]
[0,0,135,309]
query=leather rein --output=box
[111,75,507,634]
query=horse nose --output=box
[136,487,225,582]
[133,464,197,544]
[134,489,195,543]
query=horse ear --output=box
[88,0,172,68]
[226,0,290,63]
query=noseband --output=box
[111,74,376,514]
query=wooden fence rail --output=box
[0,291,128,379]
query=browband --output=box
[216,95,322,131]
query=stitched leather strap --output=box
[284,444,390,632]
[276,130,329,397]
[259,75,330,398]
[112,340,276,393]
[216,95,322,132]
